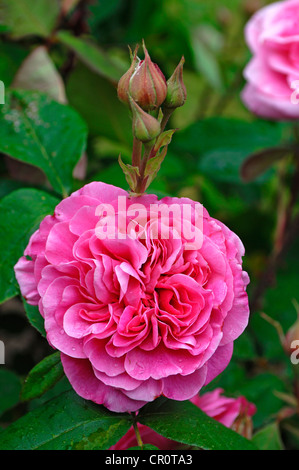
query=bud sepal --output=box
[130,96,161,143]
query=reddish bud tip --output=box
[117,45,139,105]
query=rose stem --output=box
[132,136,142,168]
[132,419,144,449]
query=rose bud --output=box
[129,41,167,111]
[117,45,139,105]
[130,96,161,143]
[164,56,187,109]
[284,313,299,356]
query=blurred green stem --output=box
[250,139,299,312]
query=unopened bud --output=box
[231,398,256,440]
[129,41,167,111]
[117,46,139,105]
[164,56,187,109]
[284,315,299,356]
[130,96,161,143]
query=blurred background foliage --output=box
[0,0,299,449]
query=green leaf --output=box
[22,300,46,337]
[0,90,87,196]
[118,154,140,191]
[173,118,287,184]
[0,43,28,87]
[154,129,176,152]
[0,390,132,450]
[252,422,284,450]
[0,179,27,200]
[21,352,64,402]
[56,30,126,83]
[0,188,59,304]
[175,118,286,156]
[0,370,22,417]
[87,0,122,29]
[129,444,159,450]
[66,63,132,145]
[191,26,223,90]
[199,149,249,184]
[138,398,257,450]
[0,0,60,39]
[144,146,168,190]
[231,372,287,429]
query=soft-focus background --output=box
[0,0,299,449]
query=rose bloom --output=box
[241,0,299,120]
[111,388,257,449]
[14,182,249,413]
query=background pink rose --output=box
[111,388,256,449]
[241,0,299,120]
[190,388,256,438]
[14,182,249,413]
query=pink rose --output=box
[241,0,299,120]
[14,182,249,413]
[111,388,256,449]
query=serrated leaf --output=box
[154,129,176,152]
[241,146,291,182]
[0,390,132,450]
[0,188,59,304]
[0,90,87,196]
[21,352,64,402]
[138,398,257,450]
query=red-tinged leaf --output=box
[241,146,291,182]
